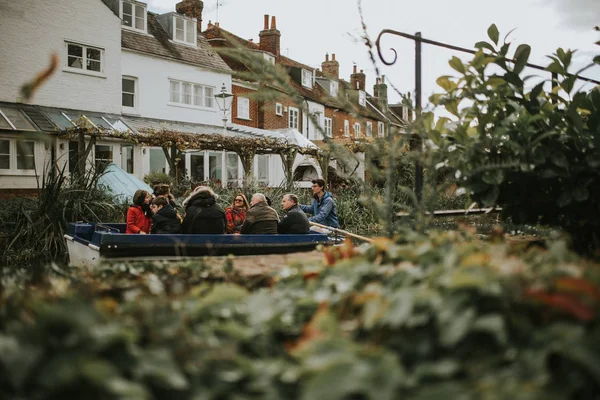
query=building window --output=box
[358,91,366,106]
[256,154,269,184]
[208,152,223,182]
[324,117,332,138]
[344,120,349,137]
[0,139,36,173]
[121,1,146,32]
[288,107,299,129]
[237,97,250,120]
[402,106,409,121]
[354,122,361,138]
[122,77,137,109]
[366,122,372,137]
[330,81,338,97]
[173,16,196,45]
[169,80,214,108]
[275,103,283,116]
[378,121,385,137]
[95,144,113,171]
[121,144,134,173]
[302,69,313,88]
[65,42,103,73]
[150,148,167,173]
[226,153,239,184]
[0,108,36,131]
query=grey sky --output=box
[148,0,599,103]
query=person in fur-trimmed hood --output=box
[181,186,226,234]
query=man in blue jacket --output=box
[300,179,339,229]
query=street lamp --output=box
[214,83,234,128]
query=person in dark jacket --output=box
[278,194,310,234]
[153,184,178,209]
[300,179,339,229]
[150,196,182,234]
[181,186,226,234]
[240,193,279,234]
[126,189,152,234]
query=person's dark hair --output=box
[265,196,272,207]
[152,196,168,207]
[133,190,149,206]
[153,184,171,197]
[284,193,299,205]
[312,179,326,188]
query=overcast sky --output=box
[149,0,599,104]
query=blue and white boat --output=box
[65,222,332,267]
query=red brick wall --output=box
[261,97,302,131]
[330,109,379,140]
[232,85,259,128]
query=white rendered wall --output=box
[121,50,232,126]
[0,0,122,113]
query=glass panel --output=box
[190,153,204,181]
[122,78,135,93]
[226,153,238,182]
[208,152,222,182]
[175,18,184,41]
[149,148,166,173]
[86,48,101,72]
[88,116,111,129]
[122,1,133,26]
[69,141,79,173]
[193,85,202,106]
[185,20,194,43]
[257,155,269,182]
[47,112,74,130]
[134,4,145,29]
[0,140,9,169]
[204,86,213,108]
[121,145,134,173]
[16,140,35,170]
[123,93,134,107]
[182,83,191,104]
[94,144,112,171]
[122,78,135,107]
[1,108,35,131]
[0,113,13,130]
[170,81,180,103]
[67,44,83,68]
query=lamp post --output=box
[214,82,234,129]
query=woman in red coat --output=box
[224,193,249,234]
[126,189,152,234]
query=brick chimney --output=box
[259,15,281,56]
[350,65,366,91]
[373,75,388,110]
[321,53,339,79]
[176,0,203,33]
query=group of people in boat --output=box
[125,179,339,236]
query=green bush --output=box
[427,25,600,255]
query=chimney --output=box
[321,52,339,79]
[373,75,388,111]
[259,14,281,56]
[350,65,366,91]
[176,0,204,33]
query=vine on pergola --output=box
[57,122,320,186]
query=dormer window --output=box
[174,15,196,45]
[302,69,313,88]
[358,91,366,106]
[330,81,338,97]
[121,0,146,32]
[263,53,275,65]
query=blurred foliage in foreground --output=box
[1,230,599,399]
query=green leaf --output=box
[0,335,43,390]
[551,151,569,169]
[472,314,507,346]
[436,76,457,92]
[482,170,505,185]
[487,76,506,87]
[475,41,495,53]
[594,55,600,65]
[449,56,466,74]
[572,186,589,202]
[136,349,189,390]
[439,307,476,347]
[487,24,500,45]
[480,185,500,205]
[557,190,572,207]
[513,44,531,74]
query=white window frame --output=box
[173,15,196,46]
[378,121,385,137]
[354,122,361,138]
[402,106,409,121]
[0,137,38,175]
[324,117,332,138]
[255,154,270,184]
[288,107,299,129]
[344,120,349,137]
[64,41,104,77]
[275,103,283,116]
[168,79,214,109]
[366,121,372,137]
[237,97,250,120]
[358,91,366,106]
[301,69,313,88]
[120,0,147,33]
[122,76,137,111]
